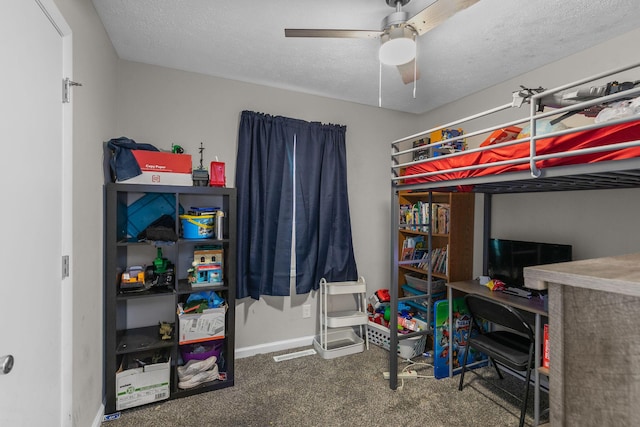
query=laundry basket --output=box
[367,320,427,359]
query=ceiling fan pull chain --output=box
[413,42,417,99]
[378,61,383,108]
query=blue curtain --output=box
[236,111,358,300]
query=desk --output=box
[524,253,640,426]
[446,280,547,426]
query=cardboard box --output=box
[178,305,226,344]
[118,151,192,185]
[116,358,170,410]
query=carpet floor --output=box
[103,344,548,427]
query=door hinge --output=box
[62,255,70,279]
[62,77,82,103]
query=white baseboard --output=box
[235,335,315,359]
[93,403,105,426]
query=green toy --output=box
[153,247,170,273]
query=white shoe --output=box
[178,364,219,389]
[177,355,217,378]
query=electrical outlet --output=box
[302,304,311,318]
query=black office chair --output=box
[458,294,535,427]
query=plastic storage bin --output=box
[367,320,427,359]
[126,193,180,240]
[180,340,224,362]
[180,214,214,239]
[404,274,447,294]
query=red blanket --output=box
[403,120,640,184]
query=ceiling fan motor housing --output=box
[381,11,410,29]
[386,0,411,7]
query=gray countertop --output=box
[524,252,640,296]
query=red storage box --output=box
[118,151,192,185]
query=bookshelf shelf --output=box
[397,191,475,297]
[399,228,449,238]
[401,265,448,280]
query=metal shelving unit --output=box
[313,277,369,359]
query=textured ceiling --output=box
[92,0,640,114]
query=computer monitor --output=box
[487,238,572,288]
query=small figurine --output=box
[192,142,209,186]
[158,322,173,340]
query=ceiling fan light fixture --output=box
[379,26,416,66]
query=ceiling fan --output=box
[285,0,479,84]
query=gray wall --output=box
[114,22,640,356]
[114,60,418,353]
[415,27,640,277]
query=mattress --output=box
[402,120,640,185]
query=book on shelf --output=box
[420,202,429,232]
[399,201,432,232]
[401,236,415,261]
[413,236,426,250]
[413,248,427,262]
[417,255,426,270]
[410,246,448,275]
[401,246,415,261]
[412,202,428,232]
[543,324,550,369]
[399,200,458,235]
[402,236,429,263]
[399,204,412,228]
[432,203,450,234]
[436,246,447,274]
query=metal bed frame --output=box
[392,61,640,194]
[386,62,640,419]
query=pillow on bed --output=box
[517,120,568,139]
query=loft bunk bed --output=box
[393,63,640,194]
[387,61,640,398]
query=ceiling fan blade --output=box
[285,28,382,39]
[397,60,421,85]
[407,0,479,36]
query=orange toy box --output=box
[118,151,192,185]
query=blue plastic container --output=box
[180,214,214,239]
[126,193,182,239]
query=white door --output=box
[0,0,71,425]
